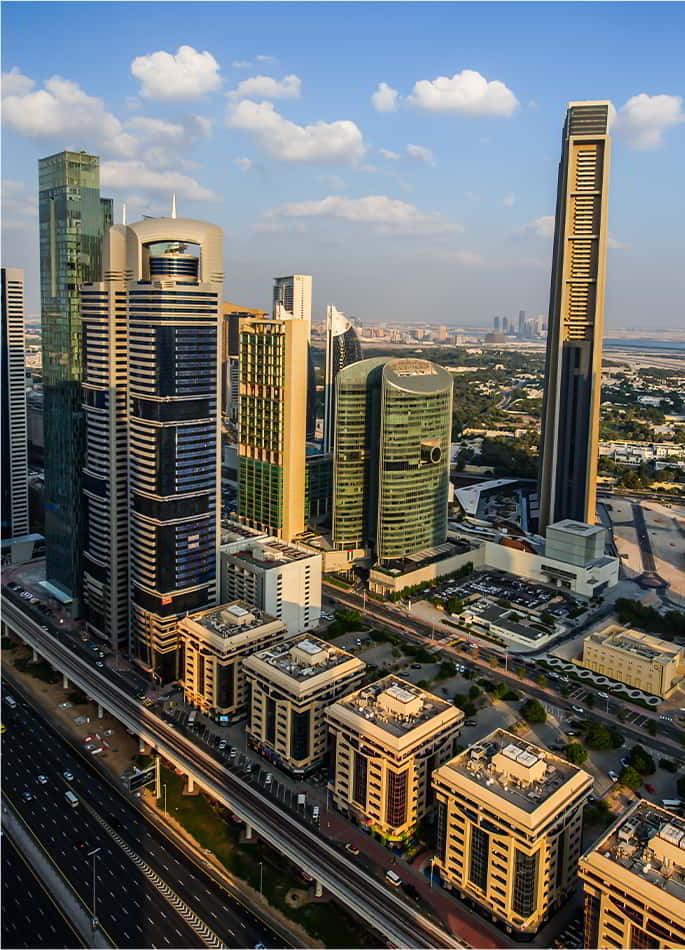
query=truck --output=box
[297,793,306,808]
[64,791,79,808]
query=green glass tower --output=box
[39,150,112,610]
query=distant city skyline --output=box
[2,3,685,327]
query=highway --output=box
[1,593,464,950]
[1,834,83,948]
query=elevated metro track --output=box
[1,594,464,950]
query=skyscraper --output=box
[518,309,526,336]
[222,302,266,422]
[39,150,112,611]
[539,101,612,532]
[238,314,308,541]
[323,305,362,454]
[81,209,223,677]
[273,274,316,440]
[332,357,453,563]
[493,316,501,331]
[1,268,29,539]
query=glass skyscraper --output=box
[39,151,112,610]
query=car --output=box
[621,758,631,769]
[345,843,360,856]
[37,774,48,785]
[245,762,253,774]
[255,944,266,949]
[411,663,422,670]
[598,691,609,699]
[21,790,33,802]
[564,729,578,737]
[229,747,237,758]
[465,719,477,727]
[645,783,656,794]
[95,661,104,668]
[265,773,273,786]
[548,672,559,680]
[572,706,585,714]
[608,770,619,782]
[218,740,227,750]
[74,840,87,849]
[659,715,673,722]
[301,871,314,882]
[63,771,74,781]
[90,644,99,652]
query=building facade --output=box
[539,102,612,531]
[579,800,685,949]
[580,625,684,698]
[219,536,321,634]
[179,602,287,721]
[222,302,266,422]
[326,676,463,839]
[80,211,223,676]
[39,150,112,610]
[238,315,308,541]
[432,730,593,935]
[244,634,365,775]
[323,305,362,454]
[544,519,605,566]
[1,268,29,540]
[272,274,315,441]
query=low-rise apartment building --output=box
[326,676,463,840]
[579,800,685,949]
[581,625,684,698]
[244,635,365,775]
[432,730,593,935]
[179,601,287,722]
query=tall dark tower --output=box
[538,102,612,532]
[323,305,362,454]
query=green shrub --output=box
[619,767,642,790]
[521,699,546,723]
[565,742,588,765]
[630,745,656,776]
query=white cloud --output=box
[615,93,685,149]
[521,215,555,239]
[319,174,346,190]
[371,81,399,112]
[2,75,136,156]
[1,67,35,97]
[256,55,279,65]
[101,161,217,201]
[425,247,484,266]
[406,143,435,165]
[227,74,301,100]
[608,234,630,249]
[261,194,460,235]
[407,69,518,117]
[226,99,365,163]
[131,45,221,100]
[1,179,38,228]
[233,157,254,173]
[232,60,252,69]
[379,148,400,160]
[503,192,515,207]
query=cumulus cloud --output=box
[2,75,136,156]
[226,99,365,163]
[233,157,254,172]
[407,69,518,117]
[1,179,38,228]
[261,194,460,235]
[615,93,684,149]
[371,82,399,112]
[379,148,400,160]
[100,161,217,201]
[1,67,35,97]
[131,45,221,100]
[227,74,301,100]
[406,143,435,165]
[503,192,515,207]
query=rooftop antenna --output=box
[171,192,177,219]
[122,202,127,226]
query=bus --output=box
[662,799,683,809]
[188,710,197,727]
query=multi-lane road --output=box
[1,593,463,949]
[2,683,279,949]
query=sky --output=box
[2,1,685,328]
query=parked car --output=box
[345,843,360,856]
[598,691,609,699]
[265,773,273,786]
[37,774,48,785]
[621,758,631,769]
[63,771,74,781]
[608,770,619,782]
[572,706,585,714]
[465,719,477,727]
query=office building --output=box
[518,310,526,336]
[273,274,316,441]
[580,625,684,698]
[179,601,287,721]
[579,800,685,949]
[493,317,501,332]
[545,518,605,566]
[222,302,266,421]
[1,268,29,540]
[326,675,463,839]
[305,446,333,524]
[323,305,362,454]
[238,314,308,542]
[432,730,592,936]
[81,209,223,674]
[39,150,113,610]
[244,634,365,775]
[437,325,449,341]
[220,535,321,634]
[539,102,612,531]
[332,357,452,564]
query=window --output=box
[512,849,538,918]
[469,826,489,892]
[386,769,408,828]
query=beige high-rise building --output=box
[326,676,463,840]
[244,634,365,775]
[179,601,287,722]
[237,315,308,541]
[432,730,593,936]
[539,101,612,531]
[273,274,312,338]
[579,800,685,949]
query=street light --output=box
[88,847,101,928]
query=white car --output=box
[608,770,619,782]
[63,771,74,781]
[572,706,584,714]
[598,691,609,699]
[37,774,48,785]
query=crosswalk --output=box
[84,802,225,949]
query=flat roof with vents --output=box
[245,634,364,685]
[338,675,453,737]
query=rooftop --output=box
[338,675,453,737]
[228,538,313,570]
[587,625,682,664]
[586,800,685,902]
[249,634,360,683]
[372,538,474,576]
[440,729,587,814]
[549,519,604,537]
[185,601,277,640]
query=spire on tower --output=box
[122,202,127,226]
[171,193,177,219]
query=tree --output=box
[585,723,612,750]
[469,684,482,700]
[437,661,457,680]
[536,673,547,688]
[521,699,546,724]
[619,767,642,790]
[446,597,464,615]
[630,745,656,776]
[565,742,587,765]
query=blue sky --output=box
[2,2,684,327]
